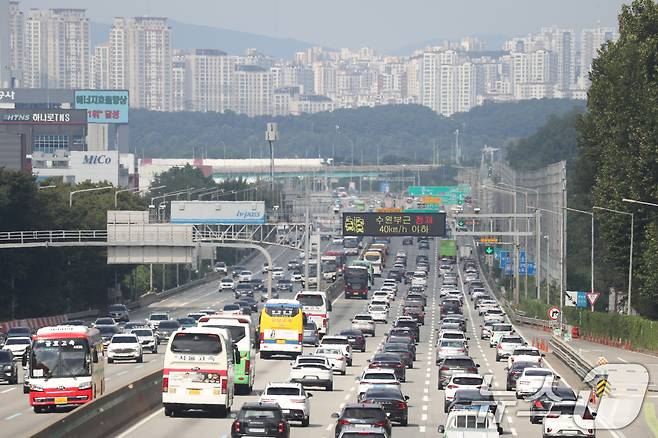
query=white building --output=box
[579,27,618,87]
[23,8,90,89]
[171,51,186,112]
[32,150,131,187]
[91,44,110,89]
[313,63,336,96]
[185,49,235,112]
[230,64,272,117]
[8,0,23,87]
[540,26,576,91]
[110,17,172,111]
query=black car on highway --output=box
[437,356,480,389]
[393,320,420,342]
[235,283,255,299]
[276,279,293,292]
[360,386,409,426]
[331,403,392,438]
[155,320,180,342]
[382,343,414,368]
[368,353,406,382]
[0,350,18,384]
[339,329,366,353]
[231,402,290,438]
[402,237,413,245]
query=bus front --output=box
[28,326,101,412]
[345,266,369,299]
[259,300,303,359]
[363,251,382,276]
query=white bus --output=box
[197,314,256,395]
[294,291,331,337]
[162,327,238,417]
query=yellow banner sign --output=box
[479,237,499,243]
[375,208,403,212]
[421,196,442,204]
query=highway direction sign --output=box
[547,306,561,320]
[484,246,494,255]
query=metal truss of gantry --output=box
[192,223,308,250]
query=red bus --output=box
[345,265,369,299]
[26,325,105,412]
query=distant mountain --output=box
[388,34,510,56]
[90,20,317,59]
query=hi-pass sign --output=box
[342,212,446,237]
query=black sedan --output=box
[361,386,409,426]
[339,329,366,353]
[231,402,290,438]
[276,279,293,292]
[0,350,18,384]
[382,343,414,368]
[368,353,406,382]
[393,320,420,342]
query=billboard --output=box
[0,109,87,125]
[342,212,446,237]
[170,201,266,225]
[74,90,129,124]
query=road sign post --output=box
[547,306,561,321]
[586,292,601,312]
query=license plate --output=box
[354,424,370,429]
[187,389,201,395]
[54,397,68,405]
[249,428,266,433]
[277,339,285,344]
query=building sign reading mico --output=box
[342,212,446,237]
[82,155,112,165]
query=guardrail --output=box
[30,369,162,438]
[549,336,592,381]
[0,230,107,247]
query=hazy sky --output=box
[19,0,628,51]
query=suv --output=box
[0,350,18,384]
[437,356,480,389]
[542,401,595,438]
[259,382,312,427]
[219,277,235,291]
[212,262,228,274]
[320,336,353,366]
[351,314,376,337]
[107,304,130,322]
[235,283,255,299]
[331,404,392,438]
[231,402,290,438]
[289,355,334,391]
[128,327,159,353]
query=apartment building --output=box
[184,49,235,112]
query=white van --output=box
[162,327,238,417]
[197,314,257,395]
[294,291,331,336]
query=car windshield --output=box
[354,315,372,321]
[8,328,30,335]
[341,433,386,438]
[223,305,240,311]
[132,329,153,337]
[444,358,476,367]
[158,321,180,329]
[493,325,512,331]
[296,294,324,307]
[95,318,114,324]
[108,305,126,311]
[317,348,341,355]
[150,314,168,321]
[170,333,222,354]
[297,358,325,364]
[525,369,553,377]
[241,409,278,419]
[97,326,118,336]
[266,387,301,396]
[502,337,524,344]
[5,338,30,345]
[342,407,386,420]
[30,338,90,378]
[111,336,137,344]
[0,351,12,361]
[515,349,540,356]
[177,318,196,326]
[453,376,483,385]
[441,340,465,348]
[363,372,395,380]
[322,338,347,345]
[370,305,386,311]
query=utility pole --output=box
[266,122,278,196]
[454,129,460,165]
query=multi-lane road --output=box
[1,235,654,438]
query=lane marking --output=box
[419,426,426,433]
[0,388,16,394]
[4,413,21,420]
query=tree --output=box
[577,0,658,316]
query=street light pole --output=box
[565,207,595,310]
[266,123,278,196]
[115,185,165,208]
[544,235,550,304]
[69,186,113,207]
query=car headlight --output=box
[78,381,92,390]
[3,365,12,371]
[30,384,44,392]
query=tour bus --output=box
[259,299,304,359]
[323,250,347,273]
[345,265,370,299]
[351,259,374,287]
[197,314,256,395]
[26,325,104,413]
[163,326,238,417]
[363,250,383,276]
[294,291,331,337]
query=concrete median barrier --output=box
[30,369,162,438]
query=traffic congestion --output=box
[0,195,598,438]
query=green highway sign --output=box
[457,219,465,227]
[407,185,471,199]
[484,246,495,255]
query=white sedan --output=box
[107,334,143,363]
[2,337,32,358]
[368,304,389,323]
[516,368,558,399]
[219,277,235,290]
[356,369,400,400]
[314,347,347,375]
[259,382,313,427]
[443,373,487,412]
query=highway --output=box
[0,244,304,436]
[0,229,653,437]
